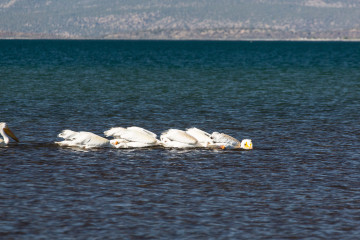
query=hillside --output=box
[1,0,360,40]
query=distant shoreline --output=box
[1,37,360,42]
[2,28,360,42]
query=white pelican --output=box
[0,122,19,147]
[55,129,118,149]
[185,127,214,147]
[211,132,253,150]
[104,126,160,148]
[160,129,202,148]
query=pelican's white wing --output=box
[104,126,159,147]
[58,130,79,140]
[211,132,241,148]
[160,129,201,148]
[186,127,214,147]
[161,129,197,144]
[104,127,127,138]
[127,126,157,139]
[56,130,111,149]
[122,127,158,144]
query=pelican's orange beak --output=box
[220,145,226,150]
[4,127,19,142]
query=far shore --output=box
[1,37,360,42]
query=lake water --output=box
[1,40,360,239]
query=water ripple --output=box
[1,40,360,239]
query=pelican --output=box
[104,126,160,148]
[55,129,119,149]
[211,132,253,150]
[0,122,19,147]
[160,129,203,148]
[185,127,214,147]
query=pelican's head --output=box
[241,139,253,150]
[0,122,19,143]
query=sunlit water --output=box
[1,40,360,239]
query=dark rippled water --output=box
[1,40,360,239]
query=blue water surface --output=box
[0,40,360,239]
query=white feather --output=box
[211,132,241,148]
[56,130,112,149]
[186,127,214,147]
[160,129,201,148]
[104,126,159,148]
